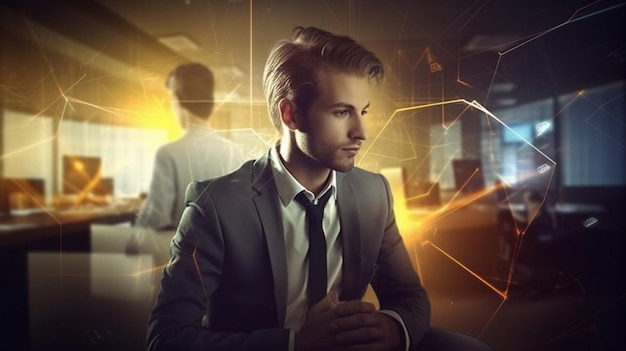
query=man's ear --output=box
[278,98,298,131]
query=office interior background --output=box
[1,0,625,350]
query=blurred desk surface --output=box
[0,206,137,248]
[497,202,606,214]
[403,203,497,233]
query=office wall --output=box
[2,110,54,200]
[484,97,555,187]
[560,81,625,187]
[2,109,168,201]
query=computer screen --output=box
[503,123,533,143]
[452,159,485,194]
[62,155,102,195]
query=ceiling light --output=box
[490,82,516,93]
[463,35,522,53]
[157,34,199,53]
[495,98,517,107]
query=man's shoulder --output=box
[184,160,256,202]
[341,167,390,198]
[343,166,384,183]
[195,159,255,185]
[154,139,187,160]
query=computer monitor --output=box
[452,159,485,193]
[62,155,102,195]
[93,177,114,196]
[0,178,46,215]
[406,181,441,208]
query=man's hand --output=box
[295,292,340,351]
[330,300,401,351]
[296,295,402,351]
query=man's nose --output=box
[349,114,367,140]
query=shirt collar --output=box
[184,125,215,136]
[269,143,337,206]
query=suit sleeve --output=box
[146,181,289,351]
[372,174,431,350]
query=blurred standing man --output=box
[147,27,492,351]
[134,62,245,232]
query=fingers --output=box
[329,305,400,349]
[334,300,376,317]
[308,291,339,315]
[330,306,380,334]
[302,298,399,350]
[296,293,340,351]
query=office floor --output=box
[430,287,625,351]
[36,269,623,351]
[422,221,626,351]
[19,218,625,351]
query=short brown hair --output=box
[263,26,384,130]
[166,62,215,119]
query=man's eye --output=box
[334,110,350,117]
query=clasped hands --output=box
[295,292,401,351]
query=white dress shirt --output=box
[136,126,245,230]
[269,147,410,351]
[269,146,343,330]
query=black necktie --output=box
[295,190,332,307]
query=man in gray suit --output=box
[147,27,492,351]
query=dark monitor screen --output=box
[452,159,485,193]
[406,181,441,208]
[62,155,102,195]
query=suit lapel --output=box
[249,154,366,322]
[336,172,364,300]
[251,153,288,327]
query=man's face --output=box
[295,70,370,172]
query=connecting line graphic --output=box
[422,240,509,339]
[3,23,226,295]
[483,2,626,104]
[582,92,626,149]
[10,5,619,344]
[358,96,559,336]
[426,240,505,299]
[548,292,626,345]
[359,98,556,166]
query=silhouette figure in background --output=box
[512,189,559,296]
[127,63,244,253]
[147,26,492,351]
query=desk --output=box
[498,202,605,214]
[0,207,137,351]
[0,207,136,248]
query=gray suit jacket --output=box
[147,151,431,351]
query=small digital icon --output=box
[430,62,443,73]
[537,163,551,174]
[535,121,551,135]
[582,216,598,228]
